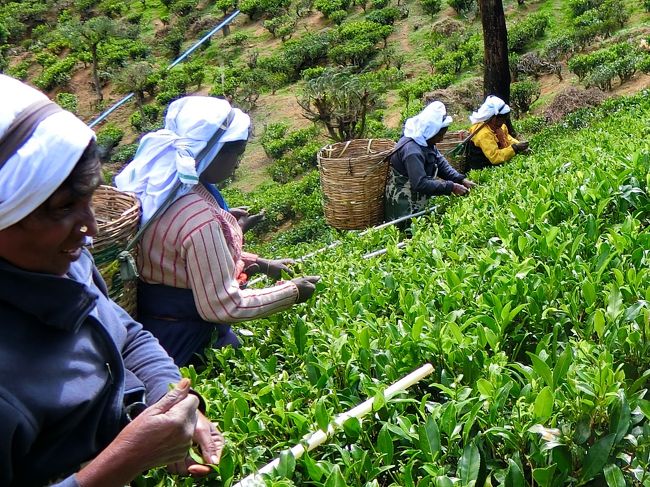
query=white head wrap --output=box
[0,75,95,231]
[403,101,453,147]
[114,96,250,224]
[469,95,511,124]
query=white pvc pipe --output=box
[246,208,434,286]
[233,363,434,487]
[362,241,406,259]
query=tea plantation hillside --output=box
[136,91,650,485]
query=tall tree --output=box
[62,16,129,102]
[478,0,510,102]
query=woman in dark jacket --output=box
[385,101,476,221]
[0,74,222,487]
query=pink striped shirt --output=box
[138,184,298,323]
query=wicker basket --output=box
[318,138,394,230]
[436,130,468,173]
[90,185,141,316]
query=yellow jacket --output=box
[470,123,519,165]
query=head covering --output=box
[403,101,453,147]
[469,95,511,124]
[0,75,95,231]
[114,96,250,224]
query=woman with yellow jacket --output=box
[466,95,529,171]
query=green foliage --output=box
[314,0,350,18]
[95,123,124,161]
[447,0,475,16]
[33,55,76,90]
[240,0,290,20]
[420,0,442,17]
[365,7,402,25]
[130,104,162,133]
[110,142,139,164]
[645,0,650,12]
[261,123,322,183]
[507,12,550,53]
[5,58,30,80]
[398,73,454,104]
[571,0,629,46]
[151,91,650,487]
[514,115,545,135]
[328,20,392,66]
[298,68,385,141]
[510,79,541,118]
[263,14,297,41]
[569,42,643,90]
[55,92,78,113]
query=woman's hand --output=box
[167,412,225,477]
[451,183,469,196]
[292,276,321,303]
[257,258,295,280]
[230,207,265,233]
[76,379,201,487]
[461,178,476,189]
[512,141,530,154]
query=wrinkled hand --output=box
[167,413,225,477]
[119,379,199,471]
[292,276,320,303]
[461,178,476,189]
[513,141,530,154]
[257,258,295,280]
[230,207,265,233]
[451,183,469,196]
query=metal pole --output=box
[233,363,434,487]
[87,10,241,128]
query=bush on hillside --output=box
[447,0,475,16]
[314,0,350,18]
[33,55,76,91]
[365,7,402,25]
[585,64,616,91]
[543,86,605,123]
[96,123,124,162]
[264,14,297,40]
[110,142,139,164]
[510,79,540,118]
[55,92,78,114]
[507,12,549,53]
[511,51,562,81]
[399,73,454,104]
[420,0,442,16]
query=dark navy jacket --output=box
[0,250,181,487]
[390,137,466,195]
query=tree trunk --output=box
[91,46,103,102]
[479,0,516,133]
[478,0,510,103]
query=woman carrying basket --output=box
[115,96,319,367]
[0,75,222,486]
[385,101,476,221]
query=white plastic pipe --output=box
[233,363,434,487]
[362,241,406,259]
[246,207,434,286]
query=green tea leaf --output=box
[609,392,630,444]
[527,352,553,388]
[458,443,480,487]
[505,459,525,487]
[532,464,557,487]
[603,463,625,487]
[581,434,615,481]
[593,309,606,339]
[324,465,347,487]
[553,347,572,387]
[418,416,440,462]
[294,317,307,354]
[377,425,394,465]
[582,281,596,307]
[315,399,329,431]
[534,386,554,421]
[276,449,296,478]
[343,416,361,441]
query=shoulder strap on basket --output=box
[445,122,488,158]
[118,109,236,280]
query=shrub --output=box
[420,0,442,16]
[507,12,549,53]
[515,115,545,135]
[645,0,650,12]
[366,7,401,25]
[543,35,576,61]
[510,79,541,118]
[55,92,78,113]
[447,0,475,15]
[110,142,139,164]
[314,0,350,17]
[398,73,454,103]
[263,15,296,40]
[567,0,599,18]
[6,59,30,80]
[328,9,348,24]
[639,55,650,74]
[95,123,124,162]
[543,87,605,123]
[33,56,76,91]
[585,64,616,91]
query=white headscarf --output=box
[403,101,453,147]
[0,75,95,231]
[469,95,511,124]
[115,96,250,224]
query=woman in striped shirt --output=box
[116,96,319,366]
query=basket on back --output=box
[318,139,394,230]
[436,130,467,173]
[90,185,140,316]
